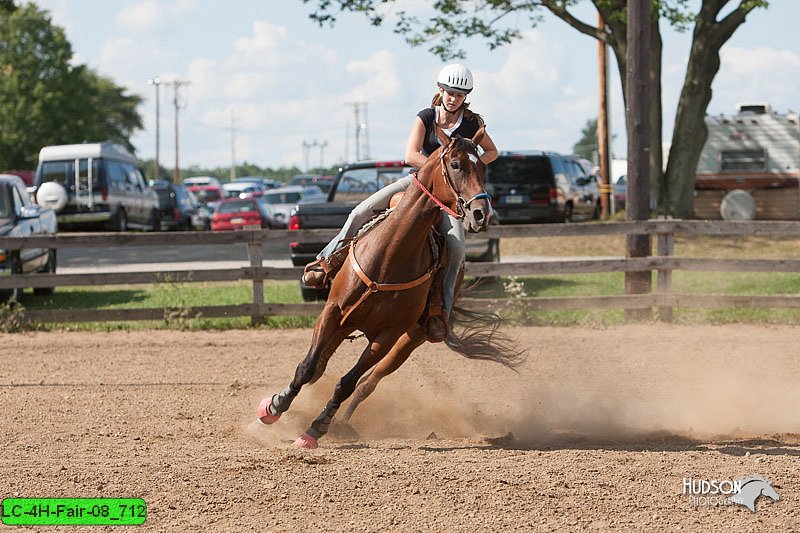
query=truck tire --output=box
[33,250,56,296]
[0,254,23,301]
[108,208,127,232]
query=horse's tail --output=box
[444,305,527,371]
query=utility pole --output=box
[165,80,190,183]
[597,14,611,218]
[302,140,317,172]
[625,0,653,320]
[318,140,328,172]
[148,77,161,181]
[347,102,369,161]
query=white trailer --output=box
[694,103,800,220]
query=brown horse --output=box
[257,127,524,448]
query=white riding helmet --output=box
[437,63,473,94]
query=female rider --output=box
[302,63,498,341]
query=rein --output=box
[411,141,491,219]
[411,172,460,218]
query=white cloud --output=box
[713,45,800,114]
[230,21,289,68]
[345,50,402,103]
[116,1,163,32]
[171,0,198,15]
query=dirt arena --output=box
[2,325,800,531]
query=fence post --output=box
[656,221,674,322]
[246,230,265,325]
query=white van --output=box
[33,142,160,231]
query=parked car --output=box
[150,181,210,231]
[211,198,273,231]
[0,174,58,300]
[260,185,327,228]
[183,176,220,187]
[485,151,601,223]
[235,176,281,190]
[614,175,627,210]
[32,142,160,231]
[290,174,334,193]
[187,185,225,213]
[222,181,265,199]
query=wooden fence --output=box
[3,219,800,324]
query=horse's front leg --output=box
[258,302,346,424]
[341,327,426,422]
[294,328,406,448]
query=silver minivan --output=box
[33,142,160,231]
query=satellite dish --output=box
[720,189,756,221]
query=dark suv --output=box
[485,151,601,223]
[150,181,211,231]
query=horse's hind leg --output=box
[258,303,347,424]
[295,330,404,448]
[341,328,425,422]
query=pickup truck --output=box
[0,174,58,300]
[288,160,499,301]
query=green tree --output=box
[0,0,15,15]
[573,118,597,161]
[0,4,142,169]
[304,0,768,217]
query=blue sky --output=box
[33,0,800,172]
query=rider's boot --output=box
[425,309,448,343]
[302,246,351,289]
[424,269,448,343]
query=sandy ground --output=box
[2,325,800,531]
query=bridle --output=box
[412,138,491,220]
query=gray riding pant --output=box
[317,175,465,314]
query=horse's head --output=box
[433,126,492,233]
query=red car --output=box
[211,198,272,231]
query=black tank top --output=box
[416,107,482,157]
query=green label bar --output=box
[1,498,146,526]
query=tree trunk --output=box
[664,2,759,218]
[663,32,718,217]
[649,17,664,213]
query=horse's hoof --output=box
[257,397,281,425]
[293,433,319,449]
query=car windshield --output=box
[153,188,174,205]
[486,157,553,185]
[194,189,221,203]
[332,167,412,203]
[262,191,302,205]
[218,200,257,214]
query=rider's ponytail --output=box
[430,93,485,127]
